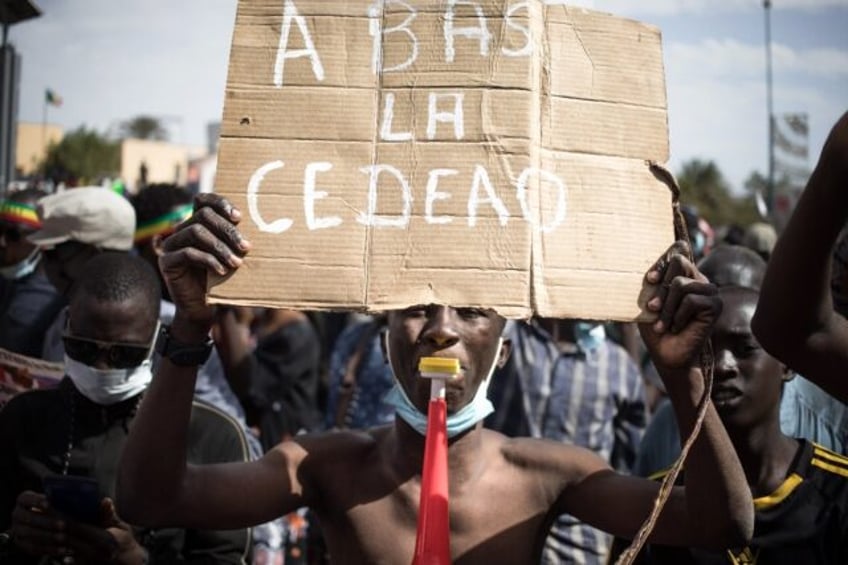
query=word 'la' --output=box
[248,161,568,234]
[275,0,533,86]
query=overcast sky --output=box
[10,0,847,192]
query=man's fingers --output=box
[657,278,717,334]
[166,208,248,257]
[646,242,692,307]
[650,255,690,324]
[646,240,690,281]
[167,220,245,269]
[160,246,229,278]
[11,496,70,557]
[12,507,62,532]
[99,497,123,528]
[656,274,686,332]
[63,521,116,552]
[15,491,49,511]
[669,287,721,335]
[12,526,70,556]
[194,193,242,223]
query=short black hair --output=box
[75,252,161,317]
[130,183,192,226]
[697,244,766,290]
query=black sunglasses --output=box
[62,322,160,369]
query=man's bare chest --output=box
[317,472,552,564]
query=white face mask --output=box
[65,355,153,405]
[0,248,41,280]
[382,330,503,437]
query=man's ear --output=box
[497,338,512,369]
[781,365,795,383]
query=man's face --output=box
[386,305,508,413]
[711,287,786,429]
[0,222,37,267]
[43,241,99,297]
[67,293,158,370]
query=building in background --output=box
[187,153,217,195]
[10,131,211,195]
[15,121,62,176]
[120,138,206,193]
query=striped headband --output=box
[134,204,193,244]
[0,201,41,229]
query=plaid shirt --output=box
[487,321,646,565]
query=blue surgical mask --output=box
[0,248,41,280]
[692,231,706,257]
[574,322,605,353]
[382,331,503,438]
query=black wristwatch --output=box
[155,325,213,367]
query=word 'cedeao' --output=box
[248,161,567,235]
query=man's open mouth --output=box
[711,386,743,406]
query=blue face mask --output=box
[0,248,40,281]
[382,332,503,438]
[574,322,606,353]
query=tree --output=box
[119,115,169,141]
[42,127,121,185]
[676,159,759,228]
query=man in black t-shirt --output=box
[613,285,848,564]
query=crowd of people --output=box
[0,112,846,564]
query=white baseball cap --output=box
[27,187,136,251]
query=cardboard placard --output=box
[210,0,674,320]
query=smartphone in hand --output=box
[42,475,102,524]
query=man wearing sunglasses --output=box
[0,253,252,563]
[0,189,62,357]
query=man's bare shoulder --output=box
[484,430,610,483]
[272,425,391,460]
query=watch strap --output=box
[155,325,213,367]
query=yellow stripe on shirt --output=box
[813,445,848,469]
[812,458,848,479]
[753,473,804,510]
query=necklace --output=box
[61,385,143,476]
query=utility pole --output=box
[0,0,41,198]
[764,0,775,216]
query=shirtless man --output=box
[117,196,753,564]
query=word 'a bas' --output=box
[275,0,534,86]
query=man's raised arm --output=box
[752,111,848,403]
[117,195,309,531]
[564,243,753,549]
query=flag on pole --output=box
[45,89,63,107]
